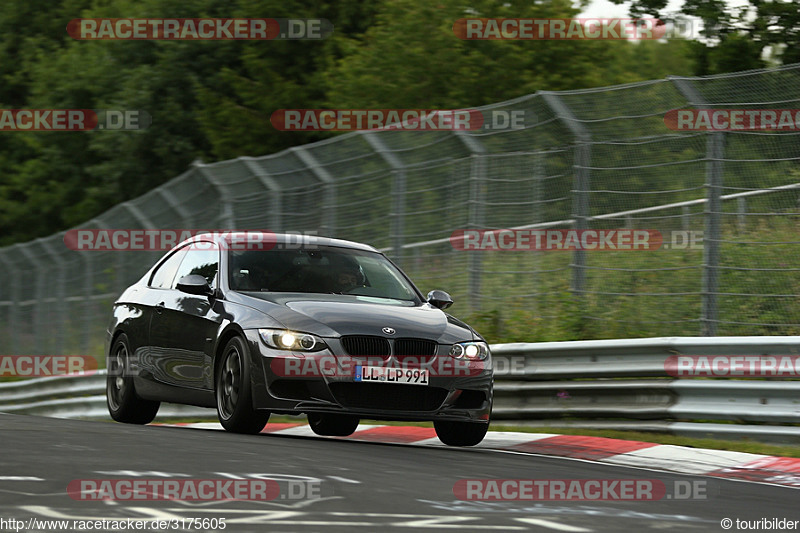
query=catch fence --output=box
[1,63,799,355]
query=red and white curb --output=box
[164,422,800,489]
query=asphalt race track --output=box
[0,413,797,532]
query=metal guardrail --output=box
[1,337,799,443]
[489,337,800,443]
[491,336,800,378]
[0,371,212,420]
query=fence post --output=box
[737,197,747,232]
[193,162,237,228]
[531,148,546,315]
[291,147,336,237]
[17,244,44,355]
[81,251,93,355]
[362,132,406,265]
[40,238,67,355]
[156,187,194,228]
[109,204,156,297]
[240,157,283,231]
[671,77,724,336]
[542,93,592,302]
[0,251,20,355]
[454,131,487,311]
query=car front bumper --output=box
[243,330,493,423]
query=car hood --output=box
[233,292,476,343]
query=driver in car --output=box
[333,262,364,293]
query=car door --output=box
[131,246,188,389]
[148,245,222,390]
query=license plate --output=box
[354,365,429,385]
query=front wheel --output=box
[216,336,270,434]
[106,333,160,424]
[308,413,360,436]
[434,420,489,446]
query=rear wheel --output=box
[106,333,160,424]
[434,420,488,446]
[216,336,270,434]
[308,413,360,436]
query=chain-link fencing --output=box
[1,63,799,356]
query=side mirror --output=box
[176,274,213,296]
[427,290,453,310]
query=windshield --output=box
[228,247,420,302]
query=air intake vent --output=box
[330,383,448,411]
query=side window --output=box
[149,248,188,289]
[173,247,219,289]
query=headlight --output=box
[449,341,489,360]
[258,329,327,352]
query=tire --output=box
[106,333,160,424]
[308,413,360,436]
[216,336,270,434]
[434,420,489,446]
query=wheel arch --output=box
[213,324,248,390]
[109,328,127,355]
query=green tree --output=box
[194,0,382,160]
[612,0,799,74]
[325,0,693,110]
[0,0,696,246]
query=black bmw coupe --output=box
[106,232,492,445]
